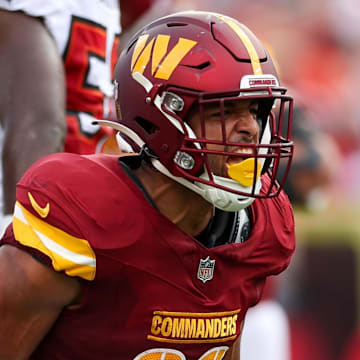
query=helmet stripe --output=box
[218,16,263,75]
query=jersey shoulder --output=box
[259,174,295,245]
[9,153,133,281]
[19,152,121,194]
[248,175,295,277]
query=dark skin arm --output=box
[0,10,66,215]
[0,245,81,359]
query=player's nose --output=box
[233,111,259,141]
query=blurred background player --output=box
[0,0,121,232]
[0,0,174,233]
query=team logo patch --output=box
[131,34,197,80]
[197,256,215,283]
[240,74,279,89]
[148,309,240,344]
[28,192,50,219]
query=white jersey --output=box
[240,300,290,360]
[0,0,121,226]
[0,0,121,120]
[0,0,120,57]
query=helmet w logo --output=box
[131,34,197,80]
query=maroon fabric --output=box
[1,153,295,359]
[119,0,153,31]
[341,329,360,360]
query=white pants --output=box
[240,300,290,360]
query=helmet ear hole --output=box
[135,117,159,135]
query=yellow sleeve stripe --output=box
[13,201,96,280]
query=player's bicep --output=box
[0,10,66,128]
[0,244,81,359]
[0,10,66,214]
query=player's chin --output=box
[212,162,229,179]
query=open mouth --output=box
[225,148,262,187]
[226,147,254,165]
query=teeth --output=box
[227,148,254,166]
[234,148,253,154]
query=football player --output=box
[0,0,121,232]
[0,11,295,359]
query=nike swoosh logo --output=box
[28,192,50,218]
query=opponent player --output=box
[0,11,295,359]
[0,0,121,232]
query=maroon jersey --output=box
[1,153,295,360]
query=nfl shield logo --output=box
[197,256,216,283]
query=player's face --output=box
[187,99,261,178]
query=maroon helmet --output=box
[102,11,293,211]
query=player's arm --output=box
[224,322,244,360]
[0,244,81,359]
[0,10,66,215]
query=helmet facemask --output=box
[142,85,293,211]
[105,11,294,211]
